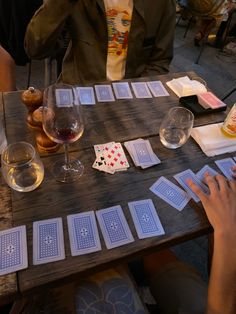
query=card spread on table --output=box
[0,226,28,276]
[124,138,161,169]
[128,199,165,239]
[55,89,73,107]
[67,211,101,256]
[196,165,219,182]
[215,158,236,179]
[33,218,65,265]
[76,87,96,105]
[131,82,152,98]
[147,81,169,97]
[149,176,190,211]
[93,142,129,174]
[112,82,133,99]
[174,169,209,203]
[96,205,134,249]
[95,85,115,102]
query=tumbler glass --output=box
[1,142,44,192]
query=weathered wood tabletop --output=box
[0,72,232,297]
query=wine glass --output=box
[159,107,194,149]
[42,84,84,182]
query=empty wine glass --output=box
[42,84,84,182]
[159,107,194,149]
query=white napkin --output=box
[166,76,207,98]
[191,123,236,156]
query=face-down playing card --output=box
[131,82,152,98]
[174,169,209,203]
[147,81,169,97]
[96,205,134,249]
[33,217,65,265]
[112,82,133,99]
[215,158,236,180]
[76,87,96,105]
[128,199,165,239]
[149,176,190,211]
[0,225,28,276]
[67,211,101,256]
[196,165,219,182]
[94,85,115,102]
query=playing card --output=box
[95,85,115,102]
[196,165,219,182]
[33,218,65,265]
[94,142,115,158]
[128,139,158,167]
[174,169,209,203]
[67,211,101,256]
[128,199,165,239]
[96,205,134,249]
[76,87,95,105]
[112,82,133,99]
[55,89,73,107]
[147,81,169,97]
[131,82,152,98]
[103,142,129,171]
[150,176,190,211]
[92,155,115,174]
[215,158,236,179]
[0,226,28,276]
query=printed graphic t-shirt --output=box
[103,0,133,81]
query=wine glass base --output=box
[52,158,84,183]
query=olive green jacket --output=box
[25,0,176,84]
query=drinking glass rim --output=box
[1,141,36,167]
[168,106,194,120]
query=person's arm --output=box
[188,171,236,314]
[144,0,176,75]
[0,46,16,92]
[25,0,76,59]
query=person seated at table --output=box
[144,169,236,314]
[24,0,176,85]
[20,167,236,314]
[0,45,16,92]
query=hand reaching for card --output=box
[187,173,236,239]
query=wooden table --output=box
[0,72,232,299]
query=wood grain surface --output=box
[1,72,231,295]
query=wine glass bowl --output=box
[42,84,84,182]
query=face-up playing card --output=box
[55,89,73,107]
[215,158,236,179]
[103,142,129,171]
[128,199,165,239]
[94,142,115,158]
[196,165,219,182]
[174,169,209,203]
[112,82,133,99]
[92,155,115,174]
[94,85,115,102]
[96,205,134,249]
[150,176,190,211]
[147,81,169,97]
[76,87,96,105]
[67,211,101,256]
[0,226,28,276]
[33,218,65,265]
[131,82,152,98]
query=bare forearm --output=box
[207,234,236,314]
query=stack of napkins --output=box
[191,123,236,156]
[92,142,129,174]
[124,138,161,169]
[166,76,207,98]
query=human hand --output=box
[232,165,236,178]
[187,173,236,239]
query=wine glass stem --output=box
[64,143,69,169]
